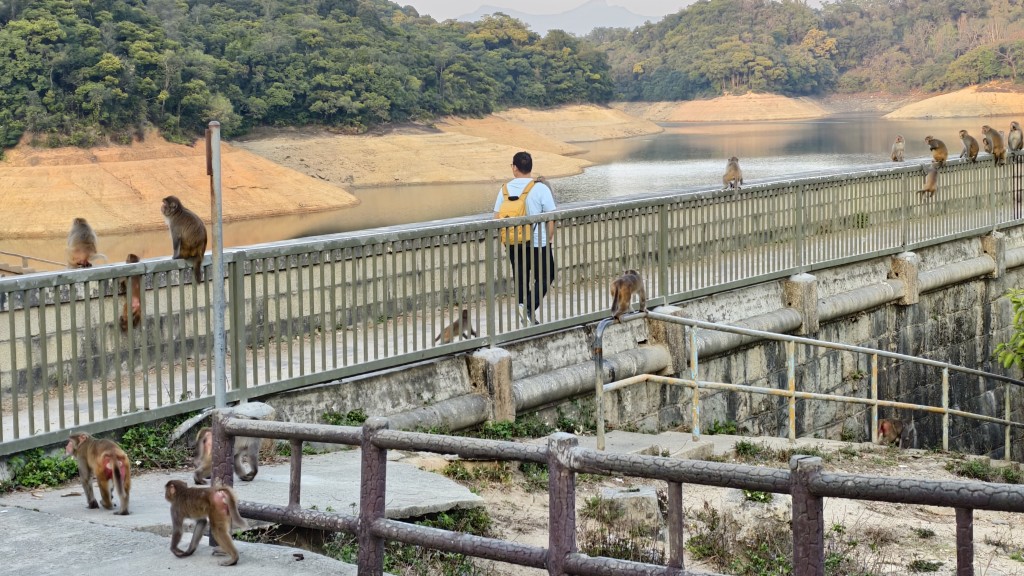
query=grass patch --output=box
[321,408,368,427]
[579,495,663,564]
[1,449,79,492]
[945,458,1023,483]
[118,414,195,470]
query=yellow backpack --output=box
[497,180,537,245]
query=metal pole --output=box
[207,121,227,409]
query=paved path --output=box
[0,448,480,575]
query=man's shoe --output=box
[517,304,531,325]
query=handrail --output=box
[592,313,1024,456]
[215,415,1024,576]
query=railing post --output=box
[791,455,824,576]
[942,367,950,451]
[358,417,389,576]
[956,507,974,576]
[667,481,684,570]
[787,340,796,443]
[211,410,234,488]
[288,438,303,509]
[689,327,700,441]
[547,433,578,576]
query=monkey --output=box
[917,163,938,198]
[434,308,478,344]
[161,195,208,282]
[193,426,260,484]
[65,432,131,515]
[722,156,743,189]
[983,134,993,154]
[66,217,98,268]
[958,129,979,162]
[1009,121,1023,153]
[876,418,917,449]
[165,479,248,566]
[982,125,1006,165]
[119,253,142,332]
[923,136,947,167]
[890,135,905,162]
[610,269,648,322]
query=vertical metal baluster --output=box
[37,287,50,432]
[297,253,306,376]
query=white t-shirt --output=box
[493,178,556,247]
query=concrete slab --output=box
[0,448,479,575]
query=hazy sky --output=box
[398,1,685,20]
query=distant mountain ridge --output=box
[458,0,652,35]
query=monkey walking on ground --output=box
[434,308,478,344]
[722,156,743,189]
[119,254,142,332]
[161,195,208,282]
[890,135,905,162]
[876,418,917,449]
[982,125,1006,165]
[165,480,248,566]
[66,217,101,268]
[193,425,261,484]
[959,129,979,162]
[923,136,948,167]
[610,270,647,322]
[66,432,132,515]
[917,163,938,198]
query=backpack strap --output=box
[503,180,536,201]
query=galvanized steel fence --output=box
[1,156,1023,454]
[216,415,1024,576]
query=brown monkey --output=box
[66,432,132,515]
[610,269,647,322]
[165,479,248,566]
[876,418,916,448]
[722,156,743,189]
[983,134,993,154]
[193,426,260,484]
[923,136,947,167]
[982,125,1006,165]
[890,135,904,162]
[1009,121,1023,153]
[66,217,98,268]
[119,253,142,332]
[161,195,208,282]
[917,163,937,198]
[959,129,979,162]
[434,308,478,344]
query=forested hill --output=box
[0,0,613,147]
[4,0,1024,149]
[591,0,1024,101]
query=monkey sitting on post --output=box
[982,125,1006,165]
[161,195,208,282]
[165,479,248,566]
[876,418,917,449]
[890,135,905,162]
[119,253,143,332]
[193,426,261,484]
[66,432,132,515]
[924,136,948,167]
[66,217,99,268]
[610,270,647,322]
[959,129,979,162]
[722,156,743,189]
[434,308,478,344]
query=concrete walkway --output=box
[0,447,481,575]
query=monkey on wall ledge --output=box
[162,195,208,282]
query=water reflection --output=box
[4,113,1019,266]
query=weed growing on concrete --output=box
[466,414,553,439]
[442,461,512,490]
[322,507,494,575]
[706,419,739,435]
[946,458,1024,483]
[914,527,936,539]
[321,408,368,426]
[907,558,943,572]
[1,449,79,492]
[119,414,194,469]
[734,439,764,458]
[742,490,772,503]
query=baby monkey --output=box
[434,308,478,344]
[876,418,916,449]
[165,479,248,566]
[610,270,647,322]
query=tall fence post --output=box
[791,455,824,576]
[358,417,389,575]
[548,433,578,576]
[956,507,975,576]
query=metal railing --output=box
[592,313,1024,457]
[1,156,1023,454]
[214,414,1024,576]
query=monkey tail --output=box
[217,486,249,529]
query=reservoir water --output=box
[4,113,1020,265]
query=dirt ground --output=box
[413,444,1024,575]
[5,86,1024,245]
